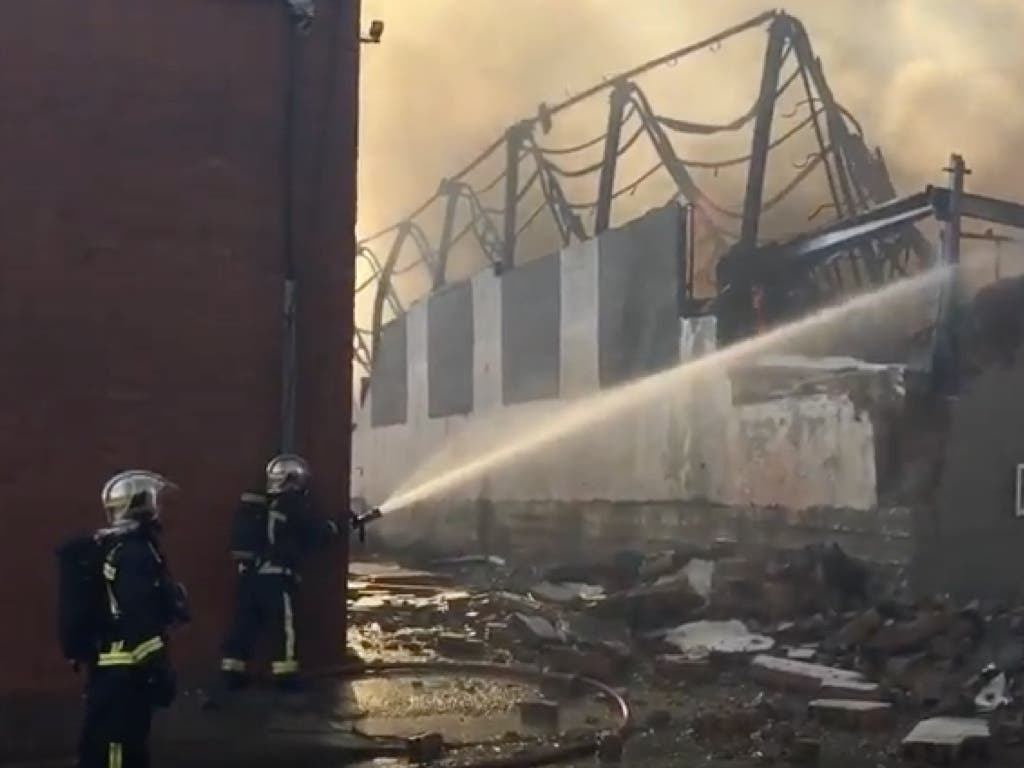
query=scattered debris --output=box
[786,645,817,661]
[751,655,871,696]
[974,669,1011,713]
[530,581,605,605]
[678,558,715,601]
[509,612,563,646]
[346,546,1024,766]
[659,620,775,657]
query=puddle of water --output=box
[334,675,615,743]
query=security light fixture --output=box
[361,19,384,44]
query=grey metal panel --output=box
[598,203,684,388]
[428,281,474,417]
[502,253,561,404]
[370,316,408,426]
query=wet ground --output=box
[339,560,909,768]
[141,556,1024,767]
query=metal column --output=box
[594,83,629,234]
[739,15,789,247]
[501,125,526,272]
[933,154,970,393]
[433,181,459,290]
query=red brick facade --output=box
[0,0,357,756]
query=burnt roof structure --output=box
[355,10,1024,396]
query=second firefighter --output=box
[220,454,339,689]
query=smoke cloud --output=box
[356,1,1024,312]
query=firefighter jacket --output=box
[96,524,183,671]
[230,490,337,575]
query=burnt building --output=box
[0,0,358,759]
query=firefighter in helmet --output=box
[77,470,189,768]
[220,454,340,690]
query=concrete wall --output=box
[914,353,1024,598]
[353,208,885,556]
[0,1,357,759]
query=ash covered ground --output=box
[343,544,1024,767]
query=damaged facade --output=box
[352,204,913,562]
[354,10,1024,602]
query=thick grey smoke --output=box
[356,1,1024,313]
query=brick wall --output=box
[0,0,357,755]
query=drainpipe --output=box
[280,11,301,453]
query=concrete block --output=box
[810,699,893,730]
[901,717,991,764]
[750,655,864,694]
[819,678,884,702]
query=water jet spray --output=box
[378,268,949,516]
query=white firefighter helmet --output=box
[101,470,177,525]
[266,454,311,495]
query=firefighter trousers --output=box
[78,666,155,768]
[221,571,299,681]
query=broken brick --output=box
[810,699,893,730]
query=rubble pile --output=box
[348,546,1024,765]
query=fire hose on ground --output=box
[307,659,634,767]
